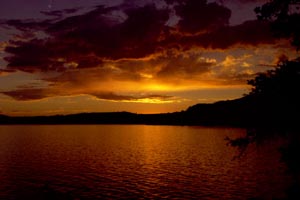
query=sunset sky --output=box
[0,0,297,116]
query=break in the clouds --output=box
[0,0,296,115]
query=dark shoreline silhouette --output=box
[0,97,263,126]
[0,94,298,128]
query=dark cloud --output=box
[0,68,16,74]
[2,0,276,74]
[172,20,274,49]
[175,0,231,33]
[3,4,169,72]
[164,0,178,4]
[2,88,50,100]
[2,87,173,102]
[40,10,64,18]
[44,3,169,60]
[156,51,216,80]
[208,20,274,48]
[91,92,141,101]
[5,39,52,71]
[215,0,267,5]
[220,0,266,3]
[4,19,52,32]
[90,92,173,101]
[40,7,81,18]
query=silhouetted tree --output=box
[250,0,300,127]
[248,60,300,99]
[255,0,300,50]
[225,57,300,139]
[227,58,300,198]
[228,2,300,197]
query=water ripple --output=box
[0,125,291,199]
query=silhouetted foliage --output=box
[246,58,300,128]
[255,0,300,49]
[227,0,300,188]
[227,58,300,199]
[248,58,300,99]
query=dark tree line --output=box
[246,58,300,128]
[227,1,300,199]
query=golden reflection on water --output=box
[0,125,290,199]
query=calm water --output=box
[0,125,290,199]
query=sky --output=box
[0,0,297,116]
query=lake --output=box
[0,125,290,199]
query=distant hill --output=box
[0,94,298,128]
